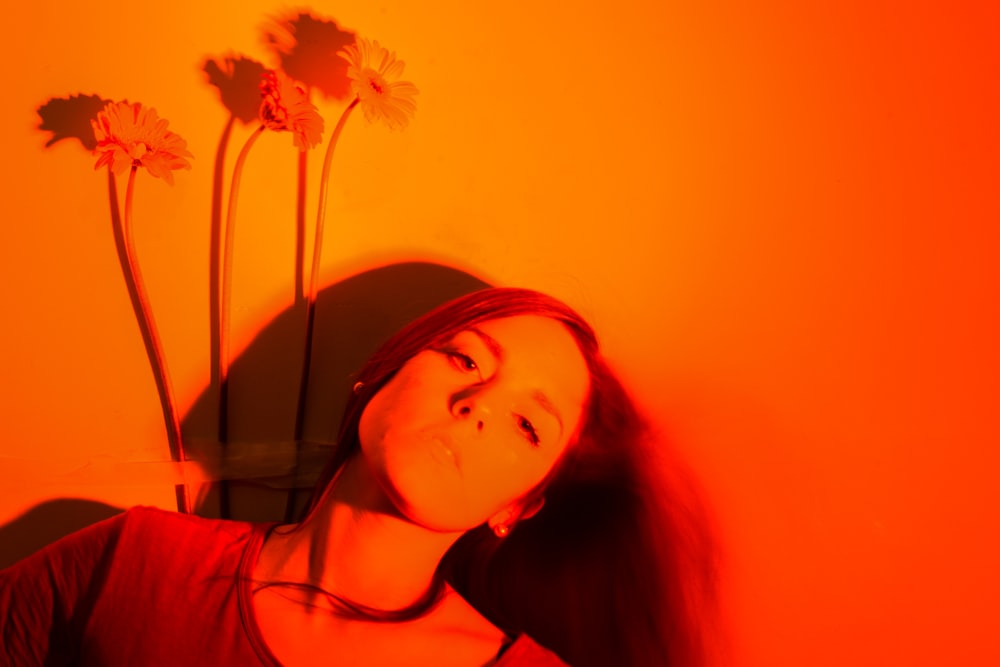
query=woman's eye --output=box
[516,416,540,446]
[448,351,478,373]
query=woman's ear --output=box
[517,495,545,521]
[487,496,546,533]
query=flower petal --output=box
[259,70,325,149]
[337,36,418,130]
[91,101,192,183]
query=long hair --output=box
[302,287,720,667]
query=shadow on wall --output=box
[0,262,490,568]
[35,11,359,480]
[13,8,486,566]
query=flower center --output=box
[359,70,387,97]
[130,143,149,161]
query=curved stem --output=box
[309,98,359,310]
[210,114,237,400]
[210,113,237,519]
[286,98,359,521]
[120,166,191,513]
[295,149,308,308]
[219,124,266,450]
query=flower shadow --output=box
[36,93,112,151]
[261,10,356,100]
[202,54,268,125]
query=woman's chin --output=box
[379,458,478,533]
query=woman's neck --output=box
[259,455,464,612]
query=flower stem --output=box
[286,98,359,521]
[295,149,308,310]
[210,113,237,519]
[219,124,265,453]
[310,98,360,306]
[119,166,191,513]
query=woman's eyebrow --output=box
[467,327,563,435]
[468,327,504,361]
[532,390,564,437]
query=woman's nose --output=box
[451,389,489,431]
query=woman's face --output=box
[358,315,590,532]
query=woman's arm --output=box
[0,511,125,666]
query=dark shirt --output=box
[0,507,567,666]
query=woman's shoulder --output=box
[0,505,270,665]
[495,634,569,667]
[110,505,261,570]
[120,505,255,535]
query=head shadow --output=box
[181,261,490,522]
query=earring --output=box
[492,522,510,538]
[353,381,364,395]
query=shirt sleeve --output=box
[0,511,125,667]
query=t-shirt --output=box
[0,507,568,666]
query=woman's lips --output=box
[428,438,458,468]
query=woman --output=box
[0,288,719,666]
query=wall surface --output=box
[1,1,997,666]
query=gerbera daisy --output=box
[339,37,418,129]
[259,70,324,150]
[90,101,193,511]
[91,101,192,185]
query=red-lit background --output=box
[1,2,997,665]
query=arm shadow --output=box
[0,499,123,570]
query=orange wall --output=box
[1,2,998,666]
